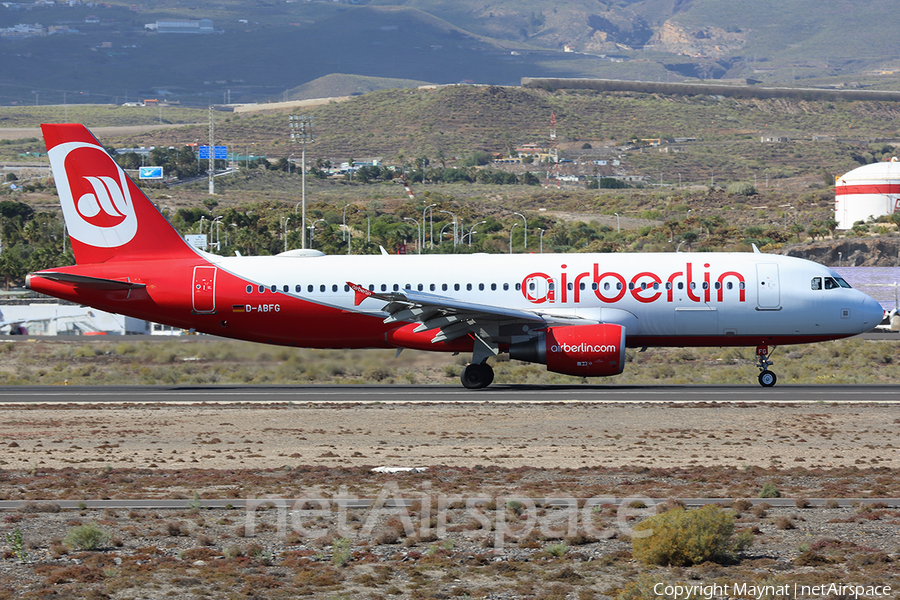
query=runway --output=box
[0,383,896,403]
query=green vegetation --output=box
[63,522,109,551]
[759,483,782,498]
[0,335,896,386]
[5,529,27,563]
[632,505,752,566]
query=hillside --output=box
[2,0,900,106]
[103,85,896,188]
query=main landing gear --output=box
[461,362,494,389]
[756,345,777,387]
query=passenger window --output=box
[479,283,484,291]
[503,283,509,291]
[430,284,436,291]
[271,285,277,293]
[320,284,326,292]
[454,284,460,291]
[442,283,448,291]
[393,284,399,291]
[295,285,302,293]
[579,282,585,291]
[381,284,387,292]
[726,282,733,290]
[515,283,521,291]
[689,282,696,290]
[258,285,265,293]
[739,282,745,290]
[332,284,338,292]
[678,282,684,290]
[368,284,375,291]
[283,285,289,293]
[653,282,659,290]
[344,285,350,292]
[714,282,721,290]
[548,282,555,291]
[592,283,598,291]
[418,284,424,291]
[308,285,313,293]
[529,282,535,291]
[604,282,610,291]
[246,285,253,294]
[665,282,672,290]
[405,284,411,290]
[811,277,822,290]
[491,283,496,291]
[702,282,709,290]
[567,282,573,291]
[616,283,622,290]
[628,282,635,290]
[466,283,472,291]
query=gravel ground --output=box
[2,401,900,598]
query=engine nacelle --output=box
[509,324,626,377]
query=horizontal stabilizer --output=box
[29,271,146,290]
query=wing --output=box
[347,281,595,360]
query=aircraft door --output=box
[756,263,780,309]
[192,265,217,314]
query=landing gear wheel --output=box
[758,370,777,387]
[461,363,494,389]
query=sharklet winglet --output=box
[347,281,373,306]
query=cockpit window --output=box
[835,277,851,289]
[823,277,839,290]
[811,277,822,290]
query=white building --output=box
[835,158,900,229]
[0,303,148,335]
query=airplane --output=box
[26,124,885,389]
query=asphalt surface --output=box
[0,384,896,403]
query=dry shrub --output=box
[795,498,811,509]
[632,505,752,567]
[732,499,753,513]
[656,498,686,514]
[774,516,795,530]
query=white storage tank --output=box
[835,158,900,229]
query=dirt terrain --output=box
[2,401,900,599]
[1,402,899,472]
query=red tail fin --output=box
[42,123,198,265]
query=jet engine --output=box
[508,323,626,377]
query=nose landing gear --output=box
[756,345,777,387]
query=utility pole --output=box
[207,106,215,195]
[289,114,315,249]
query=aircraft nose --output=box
[859,294,885,331]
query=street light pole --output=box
[510,223,518,254]
[539,228,544,254]
[468,221,486,247]
[438,210,457,248]
[403,218,421,254]
[289,114,314,249]
[281,216,290,253]
[614,212,620,233]
[342,204,352,242]
[513,212,527,249]
[422,203,436,251]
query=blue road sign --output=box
[198,145,227,160]
[139,166,164,179]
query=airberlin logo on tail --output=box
[47,141,137,248]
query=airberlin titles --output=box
[522,262,747,305]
